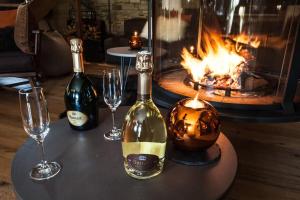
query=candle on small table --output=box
[129,31,142,50]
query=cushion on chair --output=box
[0,51,34,73]
[38,30,72,77]
[14,1,38,54]
[0,27,19,52]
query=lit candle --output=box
[129,31,142,50]
[185,99,204,109]
[184,93,204,109]
[167,97,220,151]
[183,94,204,138]
[190,45,195,54]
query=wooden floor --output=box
[0,64,300,199]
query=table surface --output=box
[106,46,144,57]
[106,47,167,58]
[12,107,237,200]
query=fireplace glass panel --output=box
[295,82,300,104]
[153,0,300,108]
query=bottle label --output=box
[67,111,88,126]
[126,154,159,172]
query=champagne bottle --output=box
[64,38,98,131]
[122,51,167,179]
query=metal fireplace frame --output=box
[148,0,300,122]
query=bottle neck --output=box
[74,72,84,77]
[137,72,152,101]
[72,52,84,73]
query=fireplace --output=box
[151,0,300,122]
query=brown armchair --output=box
[0,0,72,89]
[0,1,41,89]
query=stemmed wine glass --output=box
[19,87,61,180]
[103,69,123,141]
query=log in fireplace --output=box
[151,0,300,122]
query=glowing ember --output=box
[181,29,260,90]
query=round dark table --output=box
[12,107,237,200]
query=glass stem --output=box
[38,141,47,167]
[111,109,116,130]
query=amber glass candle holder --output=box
[129,31,143,50]
[167,98,221,165]
[167,98,221,151]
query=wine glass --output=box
[103,69,123,140]
[19,87,61,180]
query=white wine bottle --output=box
[122,51,167,179]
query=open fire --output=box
[181,28,261,91]
[153,0,300,121]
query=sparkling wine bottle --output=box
[64,38,98,131]
[122,51,167,179]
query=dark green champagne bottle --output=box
[64,38,98,131]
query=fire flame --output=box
[181,29,260,89]
[233,32,261,51]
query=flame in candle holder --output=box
[184,93,204,109]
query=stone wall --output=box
[92,0,148,35]
[50,0,73,35]
[50,0,148,35]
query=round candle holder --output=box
[129,34,143,50]
[167,98,221,165]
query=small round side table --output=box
[107,47,141,91]
[12,107,237,200]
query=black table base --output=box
[167,143,221,166]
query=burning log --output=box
[224,37,256,62]
[197,61,249,90]
[181,29,261,91]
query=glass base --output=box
[104,128,122,141]
[30,161,61,181]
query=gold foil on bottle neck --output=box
[70,38,84,73]
[70,38,83,53]
[136,51,152,98]
[136,51,153,73]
